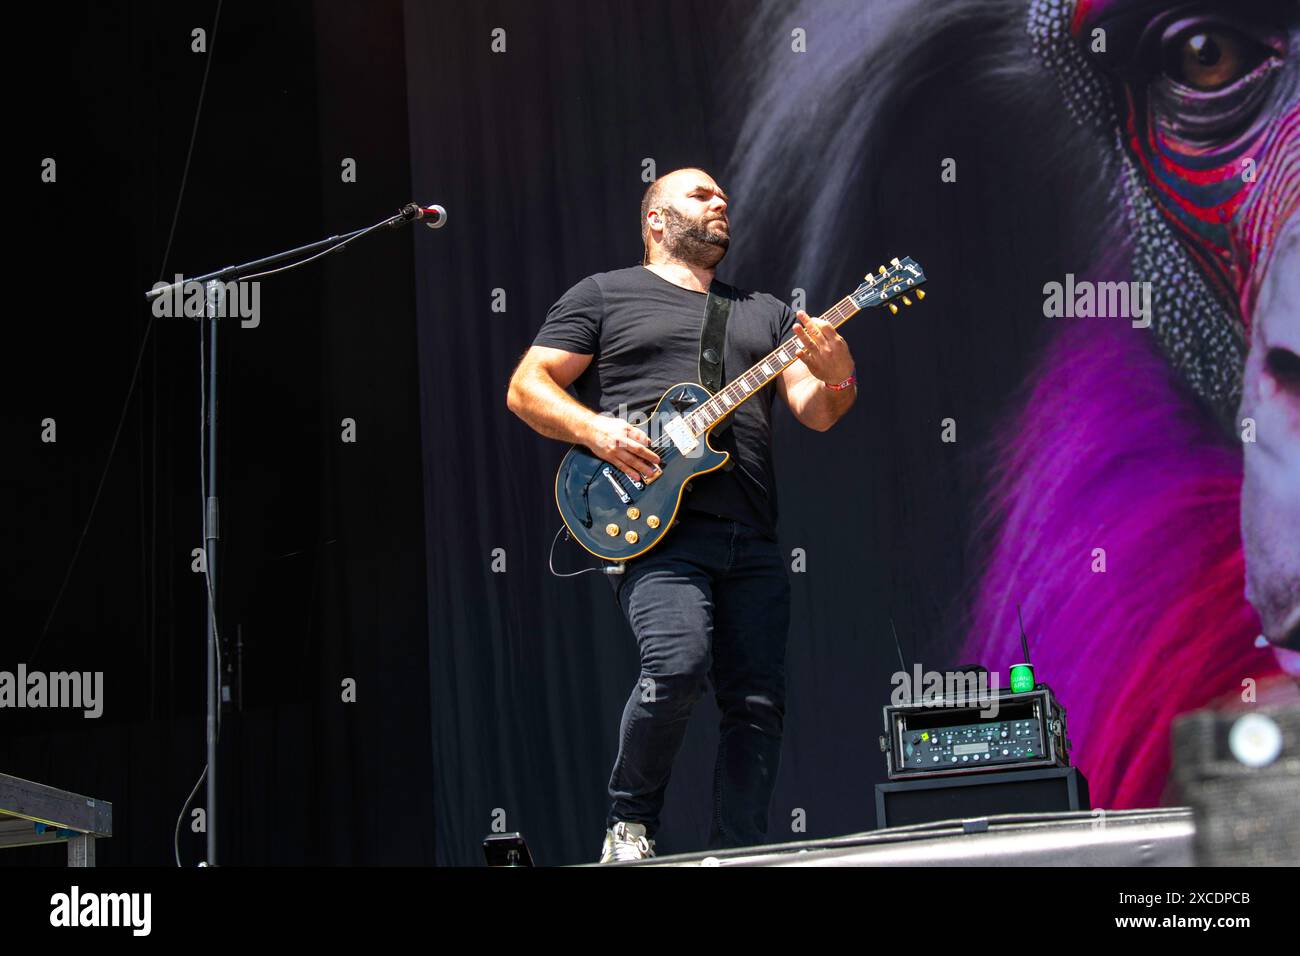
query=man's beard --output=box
[660,205,729,268]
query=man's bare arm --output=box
[774,310,857,431]
[776,359,857,432]
[506,346,596,442]
[506,346,661,481]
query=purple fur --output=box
[963,307,1264,803]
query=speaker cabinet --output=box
[875,766,1090,829]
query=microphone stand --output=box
[142,203,440,866]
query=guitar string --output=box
[610,271,914,483]
[681,269,918,434]
[613,296,856,482]
[671,294,857,439]
[594,265,919,504]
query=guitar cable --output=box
[548,524,625,577]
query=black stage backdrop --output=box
[5,1,432,865]
[407,0,1083,865]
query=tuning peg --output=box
[878,265,887,275]
[902,296,912,306]
[916,289,926,300]
[888,302,899,315]
[891,257,901,268]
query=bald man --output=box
[507,167,857,862]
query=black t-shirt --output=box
[532,265,797,539]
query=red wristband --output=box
[824,374,857,391]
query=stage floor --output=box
[613,807,1193,866]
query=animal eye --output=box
[1162,26,1271,91]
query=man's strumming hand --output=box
[583,414,662,483]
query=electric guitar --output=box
[555,256,927,561]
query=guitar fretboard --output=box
[684,294,859,436]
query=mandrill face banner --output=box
[1074,0,1297,335]
[1241,217,1300,665]
[1049,0,1299,660]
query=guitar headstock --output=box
[849,256,926,314]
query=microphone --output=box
[399,203,448,229]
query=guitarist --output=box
[506,168,857,862]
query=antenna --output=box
[1017,603,1032,665]
[890,617,907,674]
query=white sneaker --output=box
[599,821,656,863]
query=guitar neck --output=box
[684,293,860,436]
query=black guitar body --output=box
[555,381,727,561]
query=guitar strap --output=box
[699,281,736,471]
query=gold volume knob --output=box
[626,506,640,519]
[605,523,620,537]
[624,530,639,544]
[645,515,660,529]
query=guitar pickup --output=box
[663,417,699,455]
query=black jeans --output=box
[605,510,791,849]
